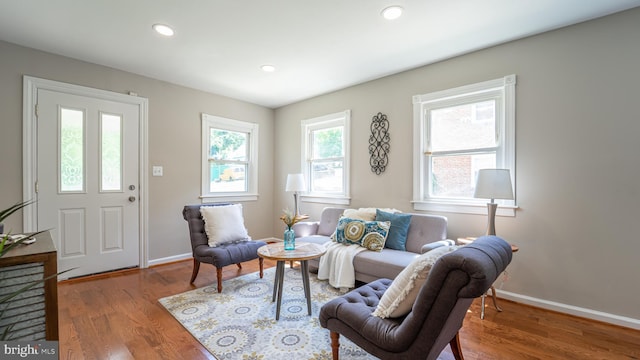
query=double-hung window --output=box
[201,113,259,202]
[300,110,351,205]
[412,75,516,215]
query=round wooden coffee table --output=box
[257,242,326,320]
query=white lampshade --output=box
[286,173,306,192]
[474,169,513,201]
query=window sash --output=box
[208,128,249,162]
[427,151,496,200]
[300,110,351,205]
[425,93,502,154]
[413,75,516,215]
[201,113,258,202]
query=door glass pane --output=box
[101,113,122,191]
[430,153,495,198]
[60,108,85,192]
[430,100,496,152]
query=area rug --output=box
[159,267,378,360]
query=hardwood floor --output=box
[58,259,640,360]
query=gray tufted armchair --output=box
[319,235,513,360]
[182,204,266,292]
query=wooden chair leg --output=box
[259,258,264,278]
[449,332,465,360]
[216,267,223,293]
[190,259,201,284]
[330,331,340,360]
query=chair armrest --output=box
[292,221,319,237]
[421,239,455,254]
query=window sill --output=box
[412,200,517,217]
[300,194,350,206]
[201,194,258,203]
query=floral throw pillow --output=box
[334,217,390,251]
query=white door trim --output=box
[22,75,150,269]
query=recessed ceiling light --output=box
[153,24,174,37]
[381,6,403,20]
[261,65,276,72]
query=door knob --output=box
[128,196,136,202]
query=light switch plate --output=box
[152,166,163,176]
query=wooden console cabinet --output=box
[0,231,58,340]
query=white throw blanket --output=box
[317,242,367,290]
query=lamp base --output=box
[293,192,300,216]
[485,202,498,236]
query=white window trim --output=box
[412,75,517,216]
[300,110,351,206]
[200,113,259,203]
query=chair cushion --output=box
[200,204,249,247]
[376,209,412,251]
[320,278,391,323]
[372,245,459,318]
[194,239,266,267]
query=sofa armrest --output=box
[421,239,455,254]
[293,221,319,237]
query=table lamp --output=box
[286,173,306,215]
[473,169,513,235]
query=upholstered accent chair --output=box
[182,204,266,292]
[319,235,513,360]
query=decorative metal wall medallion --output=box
[368,112,390,175]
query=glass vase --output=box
[284,228,295,250]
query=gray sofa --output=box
[292,207,451,283]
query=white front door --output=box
[36,88,141,278]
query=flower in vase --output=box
[279,209,309,230]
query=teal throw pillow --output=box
[335,217,390,251]
[376,209,412,251]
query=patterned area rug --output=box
[159,267,378,360]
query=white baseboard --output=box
[148,252,192,267]
[496,289,640,330]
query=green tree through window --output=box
[314,127,342,158]
[210,129,246,160]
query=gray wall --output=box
[275,8,640,323]
[0,40,275,262]
[1,7,638,327]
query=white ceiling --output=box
[1,0,639,108]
